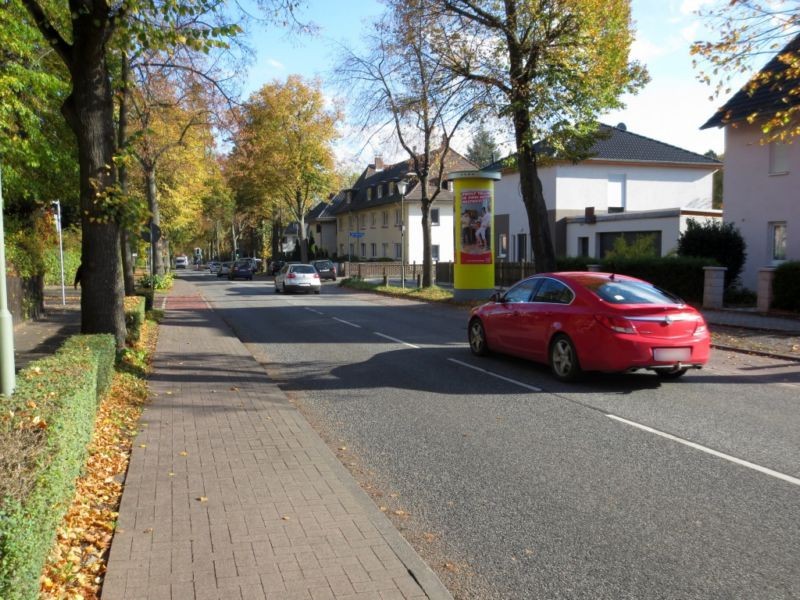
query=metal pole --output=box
[401,191,405,289]
[0,167,16,396]
[53,200,66,305]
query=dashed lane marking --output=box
[333,317,361,328]
[373,332,420,349]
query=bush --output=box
[136,272,173,290]
[599,256,715,302]
[0,334,115,599]
[677,219,746,288]
[42,247,81,287]
[124,296,147,345]
[772,261,800,312]
[556,256,593,271]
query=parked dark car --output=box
[468,271,710,381]
[228,259,254,281]
[312,259,337,281]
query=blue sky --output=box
[241,0,742,161]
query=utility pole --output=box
[0,168,16,396]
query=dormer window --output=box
[377,184,383,199]
[367,187,373,201]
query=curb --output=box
[711,343,800,363]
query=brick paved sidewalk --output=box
[103,279,450,600]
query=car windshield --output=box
[234,261,249,267]
[291,265,316,274]
[583,278,683,305]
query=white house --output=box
[701,34,800,290]
[486,124,722,261]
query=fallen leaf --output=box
[197,496,208,502]
[179,451,188,456]
[379,506,388,512]
[393,509,406,516]
[143,528,153,534]
[139,444,146,448]
[230,386,239,391]
[338,446,347,451]
[168,472,175,477]
[281,515,291,521]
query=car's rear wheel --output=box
[314,289,320,294]
[468,319,489,356]
[656,367,688,380]
[550,334,582,381]
[282,283,288,294]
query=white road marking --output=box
[448,358,542,392]
[305,307,323,315]
[607,414,800,487]
[373,332,420,349]
[334,317,361,328]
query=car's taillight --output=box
[287,272,297,279]
[595,314,636,334]
[694,319,707,334]
[313,273,319,279]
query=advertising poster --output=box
[458,189,493,265]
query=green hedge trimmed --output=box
[598,256,715,303]
[0,334,115,600]
[124,296,147,345]
[772,261,800,312]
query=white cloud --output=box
[267,58,285,70]
[679,0,715,16]
[631,36,672,62]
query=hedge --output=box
[124,295,147,345]
[598,256,715,303]
[772,261,800,312]
[0,334,115,600]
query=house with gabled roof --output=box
[701,33,800,290]
[306,193,344,257]
[331,152,476,263]
[484,123,722,261]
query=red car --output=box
[468,272,710,381]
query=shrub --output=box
[677,219,746,288]
[604,234,659,259]
[124,296,147,344]
[42,247,81,287]
[0,334,115,599]
[772,261,800,312]
[136,272,173,290]
[556,256,593,271]
[599,256,715,302]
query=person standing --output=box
[476,207,491,249]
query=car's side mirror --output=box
[490,292,503,302]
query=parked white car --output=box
[175,255,189,269]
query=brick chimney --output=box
[374,155,383,171]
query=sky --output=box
[239,0,746,163]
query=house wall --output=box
[566,211,721,258]
[406,201,455,263]
[317,221,337,256]
[492,161,717,260]
[723,124,800,289]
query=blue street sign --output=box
[349,231,365,238]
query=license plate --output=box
[653,347,691,361]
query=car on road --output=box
[217,261,233,278]
[175,255,189,269]
[467,271,710,381]
[268,260,285,276]
[208,261,221,274]
[312,259,337,281]
[274,263,321,294]
[228,259,254,281]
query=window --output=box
[770,222,787,261]
[431,244,440,261]
[367,187,373,200]
[382,242,389,257]
[533,278,574,304]
[597,231,661,259]
[516,233,528,261]
[607,174,626,212]
[371,212,376,227]
[395,209,401,226]
[498,234,508,259]
[349,243,355,258]
[377,184,383,199]
[769,142,790,175]
[360,242,367,257]
[394,243,402,259]
[578,237,589,257]
[382,210,389,227]
[504,278,539,303]
[359,214,366,229]
[441,180,449,190]
[349,216,355,229]
[339,243,344,256]
[430,208,440,226]
[371,243,377,258]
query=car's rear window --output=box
[314,261,332,268]
[291,265,316,274]
[586,279,682,305]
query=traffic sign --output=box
[349,231,365,238]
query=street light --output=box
[0,167,15,396]
[396,179,407,289]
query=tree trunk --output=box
[59,9,125,346]
[512,104,556,273]
[296,191,308,263]
[420,196,433,287]
[144,167,165,275]
[118,53,136,295]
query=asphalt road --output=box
[190,272,800,600]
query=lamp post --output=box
[396,179,407,289]
[0,167,15,396]
[52,200,66,305]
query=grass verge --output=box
[39,312,161,599]
[339,277,458,303]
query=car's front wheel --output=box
[468,318,489,356]
[550,334,582,381]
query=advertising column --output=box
[448,170,501,301]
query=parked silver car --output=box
[274,263,321,294]
[217,261,233,278]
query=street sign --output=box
[349,231,365,238]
